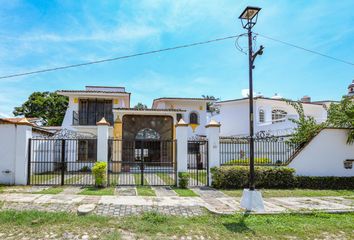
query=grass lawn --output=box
[30,174,58,185]
[155,173,175,186]
[189,171,207,185]
[63,175,84,185]
[222,189,354,198]
[0,210,352,239]
[136,186,156,196]
[33,187,64,194]
[172,187,199,197]
[79,187,115,196]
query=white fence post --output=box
[97,117,109,164]
[176,119,189,185]
[206,119,221,186]
[15,119,33,185]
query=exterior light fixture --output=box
[239,6,261,29]
[238,6,265,212]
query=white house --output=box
[57,86,211,140]
[215,95,328,137]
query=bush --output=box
[80,166,90,172]
[211,166,296,189]
[178,172,190,189]
[296,176,354,190]
[224,158,271,165]
[92,162,107,187]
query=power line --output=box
[0,34,241,80]
[255,33,354,67]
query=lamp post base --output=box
[240,188,265,212]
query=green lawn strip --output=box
[132,173,156,196]
[30,174,59,185]
[172,187,199,197]
[1,210,351,239]
[79,187,115,196]
[136,186,156,196]
[63,175,84,185]
[155,173,175,186]
[33,187,64,194]
[189,171,207,185]
[222,189,354,198]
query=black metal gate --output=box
[28,138,97,186]
[108,139,176,186]
[187,140,209,186]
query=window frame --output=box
[271,109,287,123]
[189,112,199,124]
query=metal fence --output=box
[187,140,209,186]
[219,136,300,166]
[28,138,97,185]
[108,139,177,186]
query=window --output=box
[272,109,287,123]
[78,139,97,162]
[259,109,265,123]
[189,112,199,124]
[176,113,183,122]
[79,99,113,125]
[135,128,160,140]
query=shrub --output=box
[178,172,190,189]
[80,166,90,172]
[211,166,296,189]
[296,176,354,190]
[92,162,107,187]
[224,158,271,165]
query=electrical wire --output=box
[254,32,354,67]
[0,34,241,80]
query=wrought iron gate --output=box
[108,139,177,186]
[28,138,97,186]
[187,140,209,186]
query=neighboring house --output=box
[215,95,328,137]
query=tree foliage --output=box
[13,92,68,126]
[286,101,325,147]
[134,102,148,109]
[327,96,354,144]
[202,95,220,115]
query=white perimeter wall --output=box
[289,128,354,177]
[0,125,16,184]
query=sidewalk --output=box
[0,187,352,216]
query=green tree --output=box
[134,102,148,110]
[327,96,354,144]
[13,92,68,126]
[286,100,326,147]
[202,95,220,115]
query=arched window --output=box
[259,109,265,123]
[135,128,160,140]
[189,112,199,124]
[272,109,287,123]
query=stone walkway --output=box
[0,188,353,217]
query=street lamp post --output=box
[239,6,265,211]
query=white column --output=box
[205,119,221,186]
[176,119,189,174]
[97,118,109,163]
[15,120,32,185]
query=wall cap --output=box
[175,119,188,127]
[16,118,34,126]
[96,117,110,126]
[205,119,221,128]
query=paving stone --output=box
[115,187,137,196]
[153,186,177,197]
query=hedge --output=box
[296,176,354,190]
[211,166,354,189]
[211,166,296,189]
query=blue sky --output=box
[0,0,353,117]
